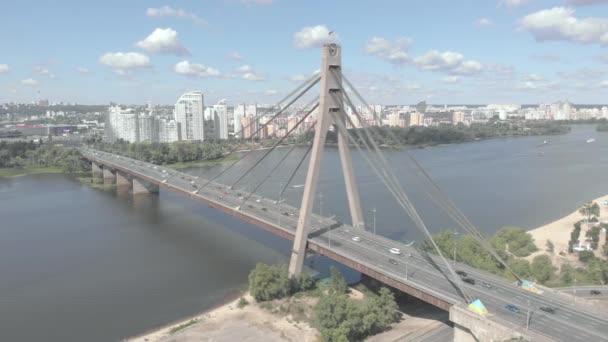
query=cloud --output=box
[520,7,608,45]
[146,6,205,24]
[525,73,544,81]
[516,80,558,90]
[174,60,221,78]
[242,72,264,81]
[476,18,493,27]
[406,84,421,91]
[566,0,608,6]
[558,67,605,79]
[21,78,39,86]
[136,28,189,55]
[34,65,57,79]
[599,80,608,87]
[0,64,9,73]
[288,74,307,82]
[237,65,252,72]
[76,66,89,74]
[294,25,337,49]
[242,0,274,6]
[440,75,461,83]
[226,51,244,60]
[413,50,484,75]
[365,37,412,64]
[264,89,278,96]
[99,52,151,70]
[502,0,534,8]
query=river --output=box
[1,125,607,341]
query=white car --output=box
[352,236,361,242]
[256,199,261,203]
[162,179,168,183]
[389,248,401,255]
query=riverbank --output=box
[167,154,239,170]
[0,166,63,178]
[527,194,608,269]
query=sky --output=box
[1,0,608,105]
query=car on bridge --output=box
[591,290,602,295]
[456,270,467,277]
[480,281,492,288]
[540,306,555,314]
[388,259,398,265]
[462,277,475,285]
[505,304,520,313]
[352,236,361,242]
[389,248,401,255]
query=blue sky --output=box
[1,0,608,105]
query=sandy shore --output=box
[527,193,608,267]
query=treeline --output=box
[248,264,399,341]
[597,123,608,132]
[0,141,88,172]
[319,122,570,147]
[423,226,608,286]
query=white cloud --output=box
[264,89,278,96]
[136,28,189,55]
[21,78,39,86]
[294,25,338,49]
[76,66,89,74]
[502,0,534,8]
[242,0,274,6]
[406,84,421,91]
[242,72,264,81]
[599,80,608,87]
[226,51,244,60]
[476,18,493,27]
[237,65,252,73]
[34,66,56,79]
[566,0,608,6]
[99,52,151,70]
[520,7,608,45]
[146,6,205,24]
[413,50,484,75]
[365,37,412,64]
[516,80,557,90]
[525,73,544,81]
[174,60,221,78]
[0,64,9,73]
[288,74,307,82]
[441,75,461,83]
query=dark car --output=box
[261,207,268,211]
[540,306,555,314]
[505,304,520,313]
[456,270,467,277]
[462,277,475,285]
[590,290,602,295]
[388,259,398,265]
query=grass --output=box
[0,166,63,178]
[168,318,200,334]
[168,154,239,170]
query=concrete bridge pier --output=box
[132,177,159,195]
[449,305,530,342]
[102,166,116,185]
[91,162,103,183]
[116,171,131,196]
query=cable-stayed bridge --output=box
[81,45,608,342]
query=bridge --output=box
[81,45,608,342]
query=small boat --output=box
[586,138,595,143]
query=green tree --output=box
[507,258,532,279]
[248,263,291,301]
[329,266,349,295]
[579,202,600,221]
[491,227,538,257]
[530,255,555,284]
[578,250,595,263]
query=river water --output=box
[1,125,607,341]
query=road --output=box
[82,148,608,342]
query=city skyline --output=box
[1,0,608,105]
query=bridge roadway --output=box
[83,149,608,341]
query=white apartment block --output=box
[175,91,205,141]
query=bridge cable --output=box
[238,121,317,207]
[231,101,319,192]
[341,75,522,282]
[194,78,320,191]
[278,142,313,200]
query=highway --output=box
[82,148,608,342]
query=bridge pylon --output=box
[288,44,365,277]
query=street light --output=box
[370,206,377,234]
[319,192,324,218]
[526,299,531,330]
[453,229,459,266]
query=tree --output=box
[546,240,554,253]
[491,227,538,257]
[508,258,532,279]
[578,250,595,263]
[579,202,600,222]
[329,266,349,295]
[248,263,291,301]
[530,255,555,284]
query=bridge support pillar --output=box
[449,305,529,342]
[116,171,131,195]
[91,162,103,183]
[133,177,159,195]
[102,166,116,185]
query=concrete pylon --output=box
[132,177,159,195]
[288,44,365,277]
[91,162,103,183]
[116,171,131,196]
[102,166,116,185]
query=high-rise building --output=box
[409,112,425,126]
[214,100,229,140]
[452,111,465,124]
[138,114,158,142]
[175,91,205,141]
[234,104,245,138]
[159,118,179,143]
[241,115,259,139]
[105,106,139,142]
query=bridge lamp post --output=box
[369,207,377,234]
[526,299,531,331]
[453,229,459,266]
[319,192,324,217]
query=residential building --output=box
[175,91,205,141]
[409,112,425,126]
[452,111,465,124]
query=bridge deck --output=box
[83,148,608,342]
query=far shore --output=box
[0,166,63,178]
[527,193,608,269]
